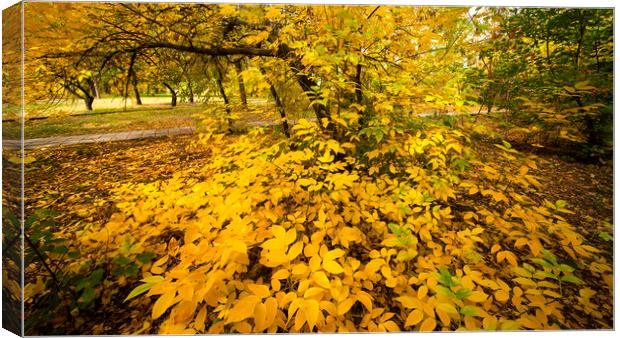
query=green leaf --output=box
[436,267,458,287]
[531,258,553,269]
[50,246,68,254]
[137,252,156,263]
[374,129,384,143]
[124,263,139,276]
[460,305,479,316]
[436,285,455,298]
[112,267,125,277]
[76,278,89,292]
[555,200,567,209]
[455,288,472,300]
[598,232,613,241]
[541,249,558,266]
[560,275,583,285]
[3,207,19,227]
[79,288,96,304]
[114,255,131,266]
[125,282,156,302]
[89,268,105,285]
[533,271,557,280]
[558,264,575,273]
[388,223,402,235]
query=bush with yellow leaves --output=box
[83,112,612,333]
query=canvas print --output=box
[1,1,614,335]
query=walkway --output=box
[3,126,195,150]
[3,110,485,150]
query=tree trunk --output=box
[269,85,290,138]
[354,63,363,104]
[187,78,194,103]
[89,77,100,99]
[131,72,142,105]
[215,66,233,132]
[163,82,177,107]
[290,60,330,123]
[84,95,94,110]
[234,60,248,107]
[575,12,586,71]
[258,66,289,137]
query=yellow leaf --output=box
[322,259,344,274]
[419,317,436,331]
[232,321,252,333]
[298,178,316,187]
[264,297,278,330]
[436,308,451,327]
[253,302,268,331]
[436,302,458,314]
[271,279,281,292]
[417,285,428,299]
[152,289,177,319]
[194,305,207,332]
[356,291,373,311]
[494,290,509,303]
[318,149,335,163]
[382,320,400,332]
[304,299,320,331]
[288,241,304,260]
[272,269,290,280]
[292,263,309,276]
[467,291,488,303]
[312,271,331,289]
[304,287,324,299]
[512,277,537,288]
[483,316,498,330]
[505,252,518,266]
[323,248,345,261]
[153,255,169,267]
[226,295,261,324]
[542,290,562,298]
[491,244,501,254]
[247,284,270,299]
[405,309,424,327]
[337,298,357,316]
[395,296,419,309]
[151,266,165,275]
[285,228,297,245]
[380,266,393,279]
[219,4,236,16]
[178,284,194,302]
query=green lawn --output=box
[3,96,314,139]
[21,105,201,139]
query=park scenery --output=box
[1,2,614,335]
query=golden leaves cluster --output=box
[83,118,613,333]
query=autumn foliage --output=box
[65,113,611,333]
[6,3,613,335]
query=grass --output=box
[3,96,315,139]
[14,104,201,139]
[27,96,177,117]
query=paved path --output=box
[3,110,484,150]
[3,126,195,150]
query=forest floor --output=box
[16,116,613,334]
[4,98,611,334]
